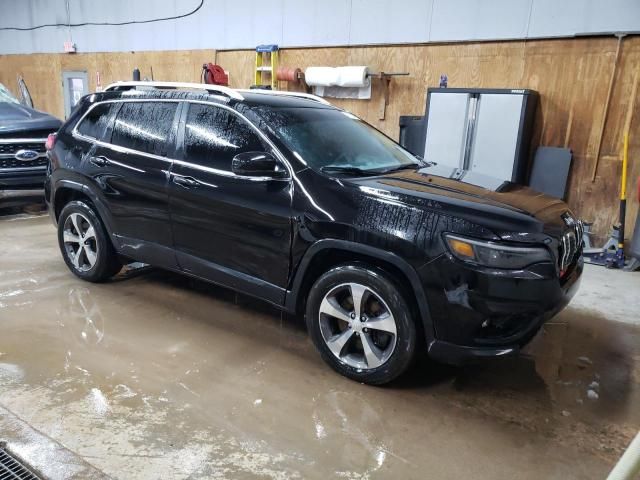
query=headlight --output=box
[444,234,551,269]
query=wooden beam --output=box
[591,34,624,182]
[564,107,574,148]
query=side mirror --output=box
[231,151,288,179]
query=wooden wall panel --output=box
[1,37,638,244]
[0,49,215,119]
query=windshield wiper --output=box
[320,166,379,176]
[376,163,422,174]
[377,158,438,174]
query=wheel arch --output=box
[52,180,119,249]
[285,239,434,344]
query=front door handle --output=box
[90,155,110,167]
[172,174,200,188]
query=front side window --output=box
[252,107,419,175]
[110,102,178,156]
[183,103,266,171]
[76,103,116,140]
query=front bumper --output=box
[420,253,583,365]
[0,188,44,199]
[0,168,46,191]
[0,170,46,208]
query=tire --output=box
[305,264,418,385]
[57,200,122,282]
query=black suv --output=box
[45,81,583,384]
[0,83,62,199]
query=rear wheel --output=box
[58,200,122,282]
[306,264,417,385]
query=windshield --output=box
[254,107,419,174]
[0,83,20,104]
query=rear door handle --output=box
[90,155,110,167]
[172,174,200,188]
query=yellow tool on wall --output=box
[618,67,639,254]
[254,44,279,89]
[584,66,638,268]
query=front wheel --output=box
[305,264,418,385]
[57,200,122,282]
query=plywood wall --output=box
[0,49,213,121]
[1,37,639,244]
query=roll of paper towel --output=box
[336,66,370,88]
[305,66,369,88]
[305,67,340,87]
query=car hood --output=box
[0,101,62,135]
[348,164,571,233]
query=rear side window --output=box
[76,103,116,140]
[111,102,178,157]
[183,103,266,171]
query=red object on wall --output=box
[202,63,229,86]
[276,66,301,82]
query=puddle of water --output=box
[0,216,638,479]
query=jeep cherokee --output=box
[45,81,583,384]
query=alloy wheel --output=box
[318,282,397,370]
[63,212,98,272]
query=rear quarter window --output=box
[76,102,117,140]
[110,101,179,157]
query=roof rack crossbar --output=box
[237,89,331,105]
[104,81,244,101]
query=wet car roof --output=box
[88,88,332,110]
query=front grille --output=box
[0,139,47,171]
[0,157,48,169]
[0,143,46,155]
[558,216,584,272]
[0,444,42,480]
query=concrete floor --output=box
[0,211,639,479]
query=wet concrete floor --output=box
[0,212,639,479]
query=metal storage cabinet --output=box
[403,88,538,184]
[423,91,470,170]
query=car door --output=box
[89,100,181,268]
[169,101,293,304]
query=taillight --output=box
[45,133,57,151]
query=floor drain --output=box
[0,443,42,480]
